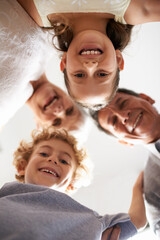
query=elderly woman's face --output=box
[27,82,82,130]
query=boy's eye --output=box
[53,118,61,126]
[59,159,68,165]
[74,73,85,78]
[40,152,48,157]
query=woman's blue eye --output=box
[60,159,68,165]
[74,73,85,78]
[40,152,48,157]
[97,72,107,77]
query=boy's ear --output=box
[139,93,155,105]
[116,50,124,71]
[118,139,134,147]
[17,159,27,176]
[60,53,67,72]
[66,183,74,192]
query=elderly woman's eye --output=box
[66,106,74,116]
[53,118,61,126]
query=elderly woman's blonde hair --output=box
[13,127,92,194]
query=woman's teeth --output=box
[80,49,102,55]
[44,96,58,110]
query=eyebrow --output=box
[61,151,72,159]
[39,146,72,159]
[38,145,52,150]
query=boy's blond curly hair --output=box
[13,127,92,194]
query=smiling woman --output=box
[27,73,85,131]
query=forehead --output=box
[33,138,75,157]
[111,92,136,103]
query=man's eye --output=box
[113,116,117,127]
[74,73,85,78]
[59,159,68,165]
[119,99,128,110]
[40,152,48,157]
[66,106,74,116]
[53,118,61,126]
[97,72,108,77]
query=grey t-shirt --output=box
[0,182,137,240]
[144,142,160,237]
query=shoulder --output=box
[124,0,160,25]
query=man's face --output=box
[98,92,160,144]
[28,82,82,131]
[24,138,77,192]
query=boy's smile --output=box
[23,138,77,191]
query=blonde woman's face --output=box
[61,30,124,106]
[28,82,82,130]
[24,138,77,192]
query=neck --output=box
[70,14,109,36]
[148,115,160,144]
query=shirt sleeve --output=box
[95,212,137,239]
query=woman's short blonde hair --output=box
[13,127,92,194]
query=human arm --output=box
[17,0,43,26]
[124,0,160,25]
[102,225,121,240]
[128,172,147,230]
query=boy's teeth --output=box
[40,168,58,177]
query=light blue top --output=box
[0,182,137,240]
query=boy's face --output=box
[28,81,82,131]
[24,138,77,191]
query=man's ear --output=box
[116,50,124,71]
[60,53,67,72]
[118,139,134,147]
[17,159,27,176]
[139,93,155,105]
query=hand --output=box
[128,172,147,230]
[101,225,121,240]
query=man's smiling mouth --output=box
[132,112,143,132]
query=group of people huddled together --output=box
[0,0,160,239]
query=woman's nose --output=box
[83,61,98,71]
